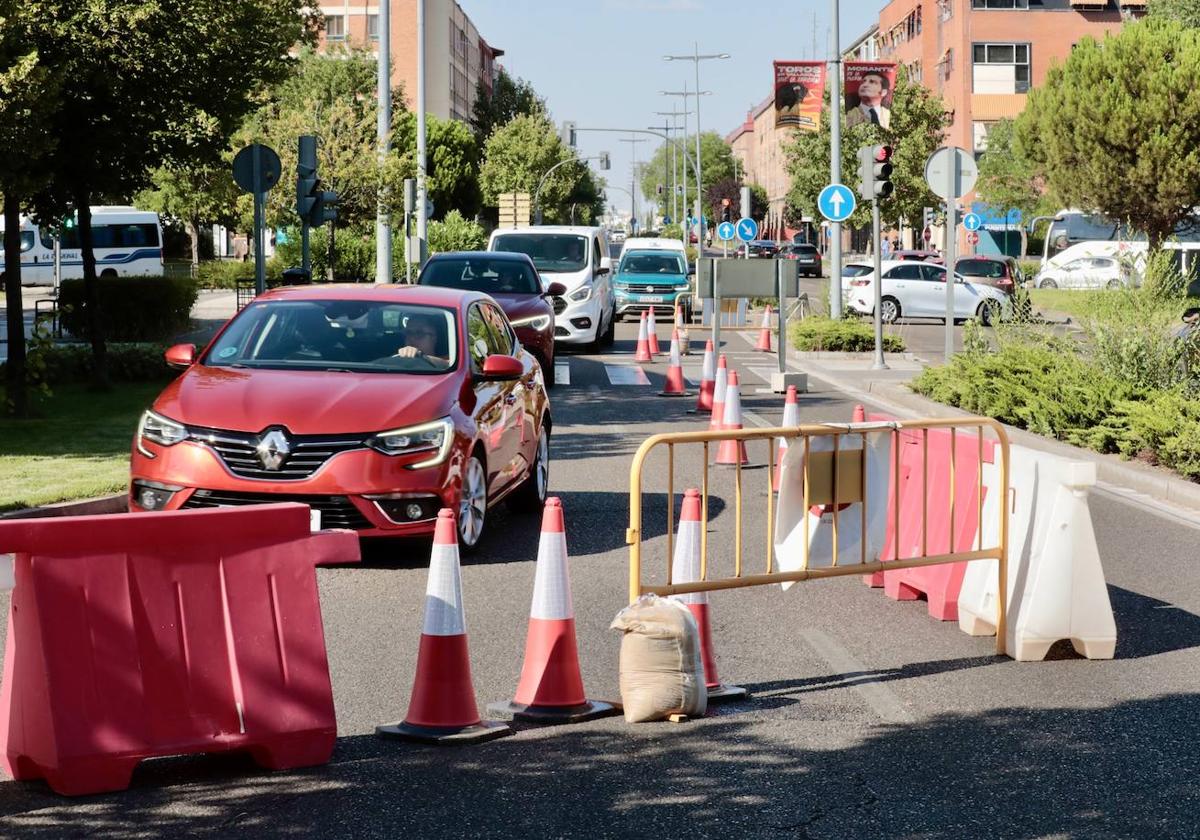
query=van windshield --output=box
[492,233,588,273]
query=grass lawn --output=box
[0,381,165,512]
[1028,288,1107,321]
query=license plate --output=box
[641,295,665,303]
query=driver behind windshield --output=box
[395,312,450,368]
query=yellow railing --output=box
[626,417,1011,655]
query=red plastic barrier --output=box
[0,503,358,796]
[881,428,996,620]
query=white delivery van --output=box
[0,206,164,287]
[488,225,615,348]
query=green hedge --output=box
[195,258,286,289]
[59,275,198,342]
[790,316,906,353]
[0,342,174,385]
[912,342,1200,480]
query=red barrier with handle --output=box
[0,503,358,796]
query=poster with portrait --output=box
[843,62,896,130]
[774,61,826,132]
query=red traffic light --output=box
[721,197,731,206]
[875,144,893,163]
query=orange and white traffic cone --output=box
[377,509,512,744]
[488,499,619,724]
[708,355,728,432]
[716,371,749,466]
[694,340,716,413]
[672,488,747,703]
[634,311,652,363]
[659,329,691,397]
[674,303,690,355]
[774,385,800,492]
[647,306,662,356]
[754,304,773,352]
[853,403,866,423]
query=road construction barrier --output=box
[0,504,358,796]
[626,416,1013,656]
[957,445,1117,660]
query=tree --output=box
[1017,19,1200,248]
[975,119,1058,257]
[137,162,240,266]
[470,68,544,147]
[639,132,736,223]
[0,0,61,415]
[705,178,769,222]
[1150,0,1200,26]
[479,113,582,218]
[391,112,481,220]
[26,0,319,388]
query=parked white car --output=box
[845,260,1012,325]
[1034,255,1134,290]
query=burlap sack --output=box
[610,594,707,722]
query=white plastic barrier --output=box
[774,422,894,588]
[0,553,11,591]
[957,445,1117,660]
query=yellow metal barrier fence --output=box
[626,417,1011,655]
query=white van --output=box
[0,206,164,287]
[488,225,615,348]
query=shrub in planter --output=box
[0,342,174,385]
[790,316,906,353]
[195,258,285,289]
[59,275,199,342]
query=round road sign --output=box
[232,143,282,194]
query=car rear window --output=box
[420,257,541,294]
[843,264,873,277]
[956,259,1005,278]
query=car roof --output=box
[259,283,488,309]
[621,237,685,250]
[491,225,602,236]
[427,250,535,265]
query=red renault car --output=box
[129,285,551,549]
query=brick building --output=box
[315,1,503,123]
[725,96,816,241]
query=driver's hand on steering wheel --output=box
[395,345,423,358]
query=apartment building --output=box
[725,95,801,240]
[315,1,503,123]
[858,0,1140,155]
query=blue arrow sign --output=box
[736,218,758,242]
[662,215,672,225]
[716,221,736,242]
[818,184,855,223]
[962,212,983,232]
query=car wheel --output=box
[1106,279,1122,290]
[880,296,901,324]
[600,305,616,348]
[100,268,117,278]
[977,299,1001,327]
[457,451,488,552]
[1039,278,1058,289]
[508,423,550,513]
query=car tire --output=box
[977,299,1001,327]
[1039,278,1058,289]
[100,268,117,278]
[457,450,489,553]
[880,296,901,324]
[1106,279,1122,290]
[508,423,550,513]
[599,305,616,349]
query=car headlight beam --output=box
[567,285,591,303]
[367,416,455,468]
[136,410,188,458]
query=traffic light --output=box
[857,144,894,201]
[310,189,339,226]
[296,135,319,223]
[598,151,611,170]
[561,120,577,148]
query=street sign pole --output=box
[252,147,265,296]
[944,154,956,361]
[828,0,843,319]
[872,198,887,370]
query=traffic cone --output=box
[634,311,652,363]
[708,355,728,432]
[774,385,800,492]
[658,329,691,396]
[376,509,512,745]
[488,499,619,724]
[647,306,662,355]
[672,489,747,703]
[716,371,749,466]
[754,304,773,352]
[693,340,716,413]
[853,403,866,423]
[675,303,690,355]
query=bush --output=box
[0,343,175,386]
[195,258,286,289]
[790,315,906,353]
[429,210,487,253]
[275,225,412,283]
[59,276,199,342]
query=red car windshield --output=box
[204,300,458,374]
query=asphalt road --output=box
[2,317,1199,838]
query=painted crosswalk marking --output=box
[554,362,571,385]
[604,365,651,385]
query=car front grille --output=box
[188,426,366,480]
[181,490,373,530]
[623,283,682,293]
[552,296,567,315]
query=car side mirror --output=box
[688,266,696,276]
[165,343,196,369]
[479,354,523,381]
[595,266,610,277]
[544,281,568,297]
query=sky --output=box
[468,0,885,220]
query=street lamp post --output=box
[647,123,673,223]
[660,84,710,240]
[655,108,691,224]
[619,136,647,232]
[664,45,729,245]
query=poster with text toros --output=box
[774,61,826,132]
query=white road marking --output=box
[605,365,651,386]
[800,628,915,725]
[554,361,571,385]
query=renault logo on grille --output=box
[256,429,291,471]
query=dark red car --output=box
[955,256,1021,295]
[130,285,551,550]
[417,251,564,387]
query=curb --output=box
[0,493,128,521]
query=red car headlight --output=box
[366,416,455,469]
[136,409,188,458]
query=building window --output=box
[324,14,345,41]
[972,0,1029,7]
[973,121,994,152]
[972,43,1031,93]
[367,14,379,40]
